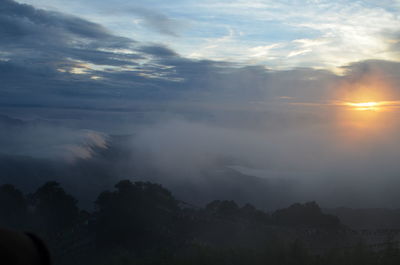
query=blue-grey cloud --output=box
[0,0,133,49]
[126,7,183,37]
[138,44,178,57]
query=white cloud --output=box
[185,0,400,70]
[16,0,400,70]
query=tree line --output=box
[0,180,398,265]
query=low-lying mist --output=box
[3,100,400,210]
[2,58,400,210]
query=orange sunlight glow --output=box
[340,100,400,111]
[333,75,394,141]
[348,102,378,107]
[345,101,380,111]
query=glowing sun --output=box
[345,101,380,111]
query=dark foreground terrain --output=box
[0,180,399,265]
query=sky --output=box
[2,0,400,208]
[14,0,400,71]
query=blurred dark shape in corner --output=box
[0,228,51,265]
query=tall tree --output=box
[94,180,180,253]
[31,181,79,235]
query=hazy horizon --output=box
[2,0,400,210]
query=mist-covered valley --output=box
[3,0,400,264]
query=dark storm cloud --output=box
[0,0,131,43]
[0,1,182,112]
[0,1,281,111]
[0,0,181,78]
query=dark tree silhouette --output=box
[240,203,271,223]
[31,181,79,235]
[0,184,28,228]
[272,201,340,228]
[94,180,180,253]
[3,180,400,265]
[206,200,240,218]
